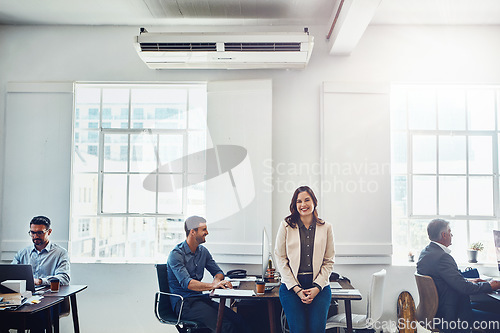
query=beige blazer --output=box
[274,219,335,290]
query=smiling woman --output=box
[274,185,335,333]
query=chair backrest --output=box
[155,264,178,323]
[156,263,169,292]
[414,272,439,328]
[366,269,386,321]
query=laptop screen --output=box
[0,264,36,292]
[494,230,500,273]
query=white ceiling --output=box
[1,0,500,27]
[372,0,500,25]
[0,0,336,27]
[1,0,499,56]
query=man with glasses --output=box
[12,216,70,286]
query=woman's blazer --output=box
[274,219,335,290]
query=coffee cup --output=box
[49,278,60,292]
[256,280,265,295]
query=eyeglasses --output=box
[28,230,49,236]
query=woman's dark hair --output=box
[284,186,324,228]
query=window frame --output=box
[391,84,500,264]
[70,83,207,263]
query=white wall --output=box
[1,24,500,332]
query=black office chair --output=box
[154,264,208,333]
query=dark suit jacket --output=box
[417,242,492,328]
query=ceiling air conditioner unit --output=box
[133,30,314,69]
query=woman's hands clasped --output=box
[298,287,320,304]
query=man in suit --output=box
[417,219,500,333]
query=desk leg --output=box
[17,318,26,333]
[344,300,353,333]
[53,306,60,333]
[53,313,59,333]
[267,299,276,333]
[46,308,54,333]
[70,295,80,333]
[216,297,226,333]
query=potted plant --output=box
[468,242,484,263]
[408,251,415,262]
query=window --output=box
[71,83,207,263]
[102,108,112,120]
[391,85,500,264]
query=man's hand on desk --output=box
[489,280,500,290]
[188,277,233,291]
[214,280,233,290]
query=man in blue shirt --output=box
[167,216,248,333]
[12,216,70,286]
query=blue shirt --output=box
[12,242,70,286]
[167,241,223,310]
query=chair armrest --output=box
[155,291,185,326]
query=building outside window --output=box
[70,83,207,263]
[391,85,500,264]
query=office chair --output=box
[414,272,441,332]
[325,269,386,332]
[154,264,208,333]
[414,273,488,333]
[414,273,439,332]
[59,298,71,317]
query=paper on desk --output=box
[0,293,22,307]
[26,295,44,304]
[331,289,362,296]
[212,289,256,297]
[479,274,500,282]
[227,276,257,282]
[329,282,342,289]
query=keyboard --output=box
[489,292,500,301]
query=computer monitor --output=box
[0,264,36,292]
[494,230,500,273]
[262,228,272,279]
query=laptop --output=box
[0,264,36,293]
[495,230,500,273]
[489,231,500,301]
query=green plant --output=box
[470,242,484,251]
